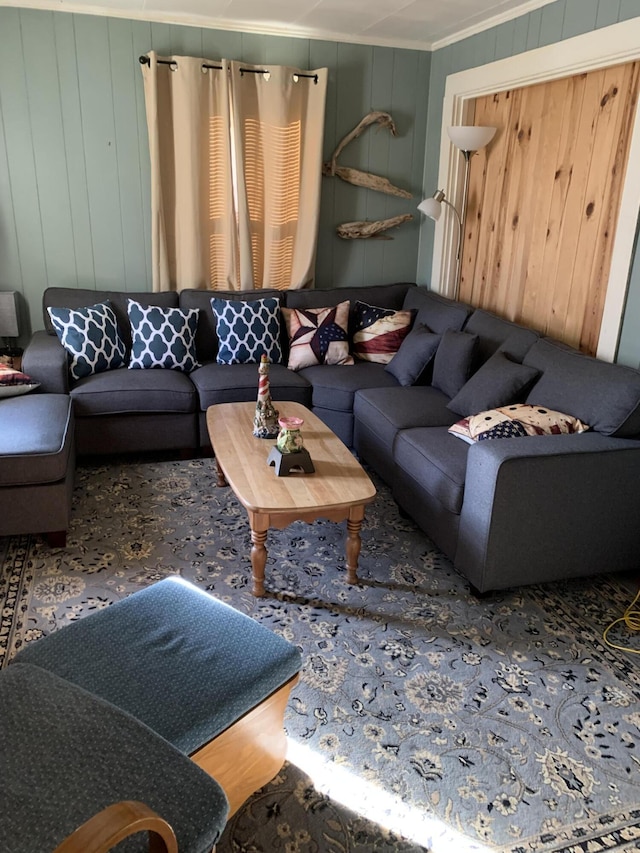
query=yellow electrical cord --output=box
[602,586,640,655]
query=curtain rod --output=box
[138,55,318,83]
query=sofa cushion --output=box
[211,296,283,365]
[180,288,283,363]
[16,578,302,755]
[523,338,640,437]
[354,385,457,446]
[0,662,228,853]
[402,287,471,334]
[449,403,589,444]
[0,364,40,398]
[384,324,441,386]
[447,351,540,416]
[301,362,398,413]
[351,301,414,364]
[48,301,127,380]
[463,308,540,365]
[393,426,469,514]
[282,301,353,370]
[190,362,311,409]
[70,368,196,416]
[127,300,200,372]
[0,395,73,486]
[431,330,478,398]
[285,283,413,314]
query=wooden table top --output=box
[206,402,376,515]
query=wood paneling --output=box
[459,61,640,354]
[421,0,640,368]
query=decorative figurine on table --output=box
[276,416,305,454]
[267,415,315,476]
[253,355,280,439]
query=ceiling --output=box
[3,0,557,50]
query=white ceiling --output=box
[3,0,557,50]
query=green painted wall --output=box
[418,0,640,367]
[2,1,640,365]
[0,7,429,340]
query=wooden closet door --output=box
[460,61,640,355]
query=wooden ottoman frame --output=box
[191,672,299,816]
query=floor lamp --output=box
[418,125,496,299]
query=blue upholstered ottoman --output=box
[0,393,74,545]
[15,577,302,815]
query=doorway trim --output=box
[431,17,640,361]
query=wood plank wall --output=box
[459,63,640,355]
[0,7,429,340]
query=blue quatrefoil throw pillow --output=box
[211,297,283,365]
[127,300,200,371]
[48,301,127,381]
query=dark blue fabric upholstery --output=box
[15,578,302,755]
[402,287,471,334]
[301,362,398,412]
[0,394,73,486]
[393,426,469,514]
[70,365,197,415]
[190,361,311,409]
[524,337,640,437]
[0,662,228,853]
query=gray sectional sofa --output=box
[20,282,640,594]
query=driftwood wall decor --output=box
[337,214,413,240]
[324,110,413,240]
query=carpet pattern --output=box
[1,457,640,853]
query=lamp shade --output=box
[447,125,496,152]
[417,197,442,221]
[0,291,19,338]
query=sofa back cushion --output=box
[431,330,479,398]
[285,282,414,313]
[180,288,282,362]
[43,288,179,353]
[402,287,471,335]
[463,308,540,366]
[523,338,640,437]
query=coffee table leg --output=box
[215,457,227,488]
[249,513,269,597]
[346,505,365,585]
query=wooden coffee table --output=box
[206,402,376,597]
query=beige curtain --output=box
[141,52,327,292]
[229,61,328,290]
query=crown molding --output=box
[0,0,562,53]
[430,0,558,50]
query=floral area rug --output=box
[2,457,640,853]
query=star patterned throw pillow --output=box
[127,300,200,371]
[211,297,283,365]
[48,301,127,380]
[351,301,414,364]
[282,301,354,371]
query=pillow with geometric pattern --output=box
[351,301,414,364]
[211,297,282,366]
[448,403,589,444]
[0,363,40,398]
[47,301,127,380]
[127,300,200,371]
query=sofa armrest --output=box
[53,800,178,853]
[455,433,640,592]
[22,330,70,394]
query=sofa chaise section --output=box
[390,334,640,593]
